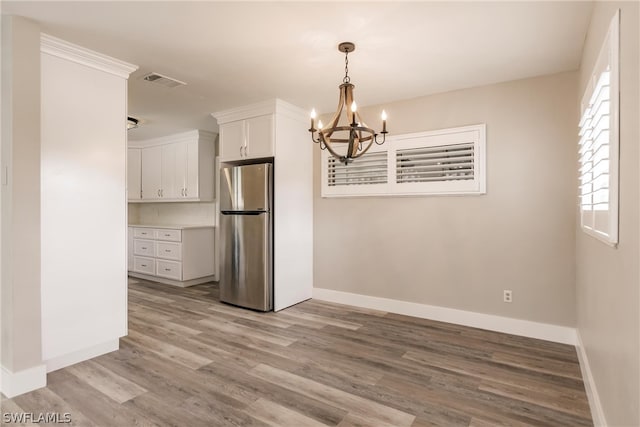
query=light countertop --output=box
[128,224,215,230]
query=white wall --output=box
[576,2,639,426]
[0,15,46,395]
[40,36,136,370]
[314,71,578,327]
[130,201,216,226]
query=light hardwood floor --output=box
[2,278,592,426]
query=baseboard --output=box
[576,331,607,426]
[1,364,47,398]
[128,272,215,287]
[44,339,119,373]
[313,288,577,345]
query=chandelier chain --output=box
[343,51,350,84]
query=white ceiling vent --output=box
[141,72,186,88]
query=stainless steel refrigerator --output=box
[219,163,273,311]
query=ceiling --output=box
[2,1,593,141]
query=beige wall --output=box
[576,2,639,426]
[0,16,43,372]
[129,201,216,226]
[314,71,578,326]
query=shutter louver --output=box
[396,143,474,183]
[327,151,388,187]
[578,70,611,236]
[576,10,619,246]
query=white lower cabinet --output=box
[129,225,215,286]
[134,239,155,257]
[134,256,155,275]
[127,226,134,270]
[156,259,182,280]
[156,241,181,261]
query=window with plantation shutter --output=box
[321,124,485,197]
[327,152,388,187]
[396,142,475,183]
[578,10,619,246]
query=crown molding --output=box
[40,33,138,79]
[212,98,307,125]
[129,129,217,148]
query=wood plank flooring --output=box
[2,278,592,426]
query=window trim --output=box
[321,124,486,198]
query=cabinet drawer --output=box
[155,229,181,242]
[133,256,155,275]
[133,228,154,239]
[133,239,155,257]
[156,241,182,261]
[156,260,182,280]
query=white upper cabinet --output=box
[132,130,216,202]
[127,148,141,200]
[217,114,274,162]
[161,143,179,199]
[245,115,274,159]
[184,139,201,199]
[141,145,163,200]
[219,120,245,161]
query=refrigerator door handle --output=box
[220,211,265,216]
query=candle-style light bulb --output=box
[310,109,316,130]
[317,120,323,129]
[350,101,357,125]
[381,110,387,133]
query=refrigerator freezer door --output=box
[220,164,271,212]
[220,212,272,311]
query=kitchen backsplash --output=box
[128,202,217,226]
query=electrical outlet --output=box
[503,290,513,303]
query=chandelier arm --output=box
[374,132,387,145]
[319,133,347,161]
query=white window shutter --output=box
[578,10,619,246]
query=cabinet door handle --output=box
[164,268,171,271]
[165,249,171,252]
[157,189,161,197]
[141,247,147,250]
[184,188,187,197]
[141,264,147,267]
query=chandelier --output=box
[309,42,388,164]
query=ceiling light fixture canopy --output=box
[309,42,388,164]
